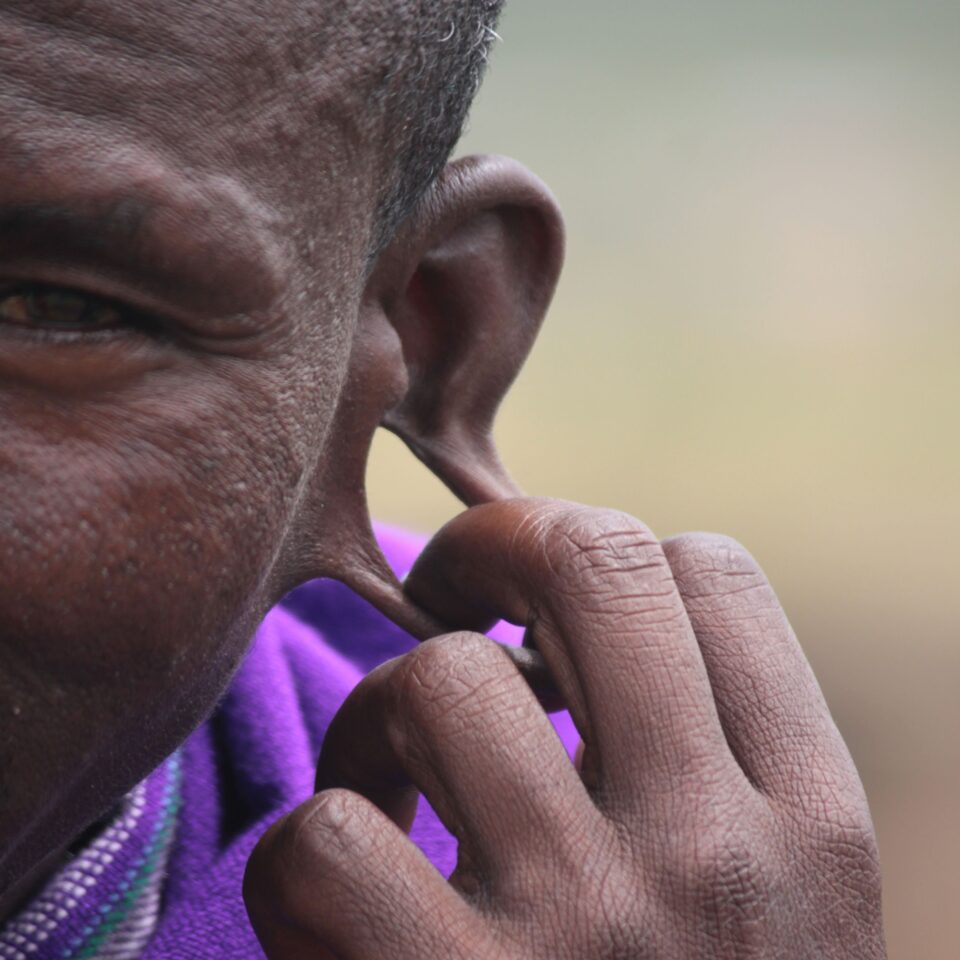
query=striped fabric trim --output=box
[0,752,182,960]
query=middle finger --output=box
[404,498,737,811]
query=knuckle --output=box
[663,532,773,607]
[514,821,649,958]
[264,791,374,893]
[395,631,515,726]
[576,856,651,957]
[671,818,776,943]
[295,788,379,854]
[407,629,495,672]
[557,507,661,571]
[804,786,883,883]
[664,532,761,583]
[243,791,384,934]
[529,503,671,596]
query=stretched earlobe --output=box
[280,156,564,639]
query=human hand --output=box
[244,499,886,959]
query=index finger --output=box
[404,498,738,811]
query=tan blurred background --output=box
[368,3,960,955]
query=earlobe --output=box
[370,154,565,506]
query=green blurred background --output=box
[368,3,960,954]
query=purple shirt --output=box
[1,525,578,960]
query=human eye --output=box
[0,284,154,336]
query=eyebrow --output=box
[0,181,286,321]
[0,199,151,262]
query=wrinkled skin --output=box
[245,500,887,959]
[0,0,562,915]
[0,0,382,908]
[0,0,513,909]
[0,0,887,956]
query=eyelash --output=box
[0,284,163,341]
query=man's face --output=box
[0,0,386,880]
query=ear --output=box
[283,155,564,637]
[371,153,565,505]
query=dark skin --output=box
[0,0,887,956]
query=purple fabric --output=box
[137,524,576,958]
[0,753,182,960]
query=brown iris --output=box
[0,287,123,331]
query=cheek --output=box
[0,366,314,696]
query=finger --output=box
[316,631,604,885]
[662,533,861,802]
[244,790,492,960]
[404,498,736,810]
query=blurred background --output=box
[368,2,960,954]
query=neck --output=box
[0,843,70,928]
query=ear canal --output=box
[381,156,565,507]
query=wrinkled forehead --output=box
[0,0,397,257]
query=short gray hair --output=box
[371,2,504,255]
